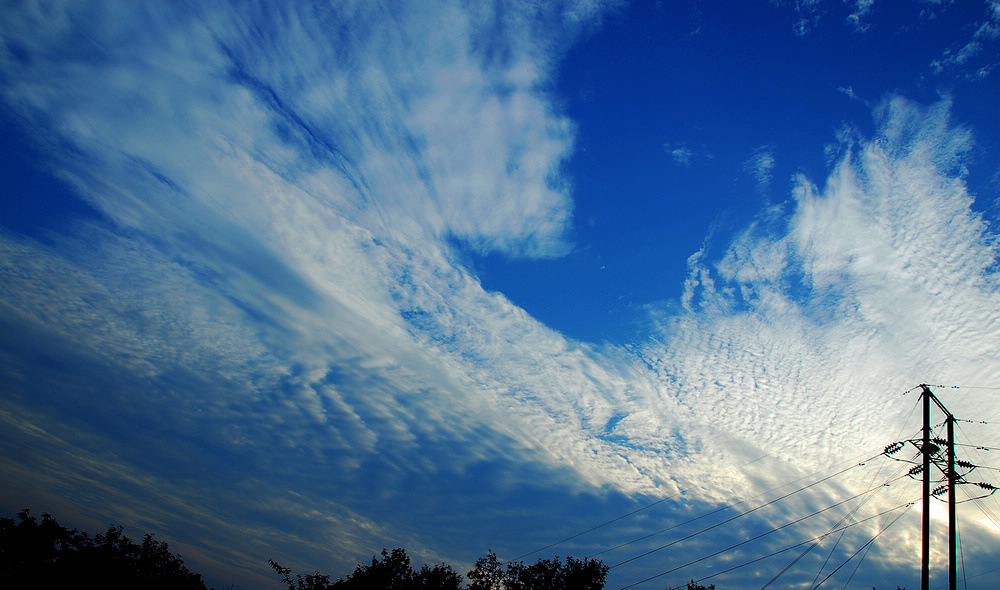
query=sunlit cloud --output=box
[2,2,999,589]
[644,95,1000,484]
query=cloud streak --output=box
[2,2,1000,589]
[931,0,1000,79]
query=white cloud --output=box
[665,142,713,168]
[628,96,1000,582]
[768,0,823,36]
[929,0,1000,77]
[3,1,1000,586]
[10,13,996,505]
[671,145,694,166]
[0,1,624,581]
[644,95,1000,489]
[0,1,585,261]
[847,0,876,30]
[0,0,629,483]
[745,146,777,192]
[837,85,863,103]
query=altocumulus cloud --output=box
[628,95,1000,583]
[2,1,1000,589]
[642,96,1000,527]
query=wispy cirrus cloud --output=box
[2,1,588,260]
[744,146,776,192]
[0,0,626,580]
[670,145,694,167]
[930,0,1000,79]
[779,0,874,33]
[2,2,1000,589]
[664,141,714,168]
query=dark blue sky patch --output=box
[604,411,628,434]
[0,112,107,239]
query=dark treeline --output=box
[2,510,613,590]
[0,509,210,589]
[269,547,610,590]
[0,510,905,590]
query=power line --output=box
[810,502,913,589]
[932,563,1000,589]
[961,484,1000,531]
[609,454,883,570]
[640,500,917,590]
[623,474,912,585]
[829,400,924,590]
[924,384,1000,391]
[799,457,918,590]
[514,385,915,561]
[760,538,819,590]
[951,442,997,450]
[511,444,796,561]
[957,512,968,590]
[588,448,879,560]
[955,420,1000,524]
[764,461,916,589]
[625,381,991,590]
[511,494,677,562]
[518,383,995,588]
[513,443,815,561]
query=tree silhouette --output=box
[342,548,419,589]
[494,554,609,590]
[272,548,608,590]
[271,548,463,590]
[0,509,211,590]
[465,551,506,590]
[269,558,335,590]
[414,563,464,590]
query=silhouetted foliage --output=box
[272,548,607,590]
[465,551,506,590]
[271,548,463,590]
[270,557,335,590]
[342,548,420,589]
[1,509,211,589]
[466,550,609,590]
[498,554,609,590]
[414,563,464,590]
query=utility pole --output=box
[920,386,931,590]
[919,385,956,590]
[947,412,956,590]
[882,385,995,590]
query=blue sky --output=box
[2,1,1000,589]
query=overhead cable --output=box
[628,500,916,590]
[609,454,884,570]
